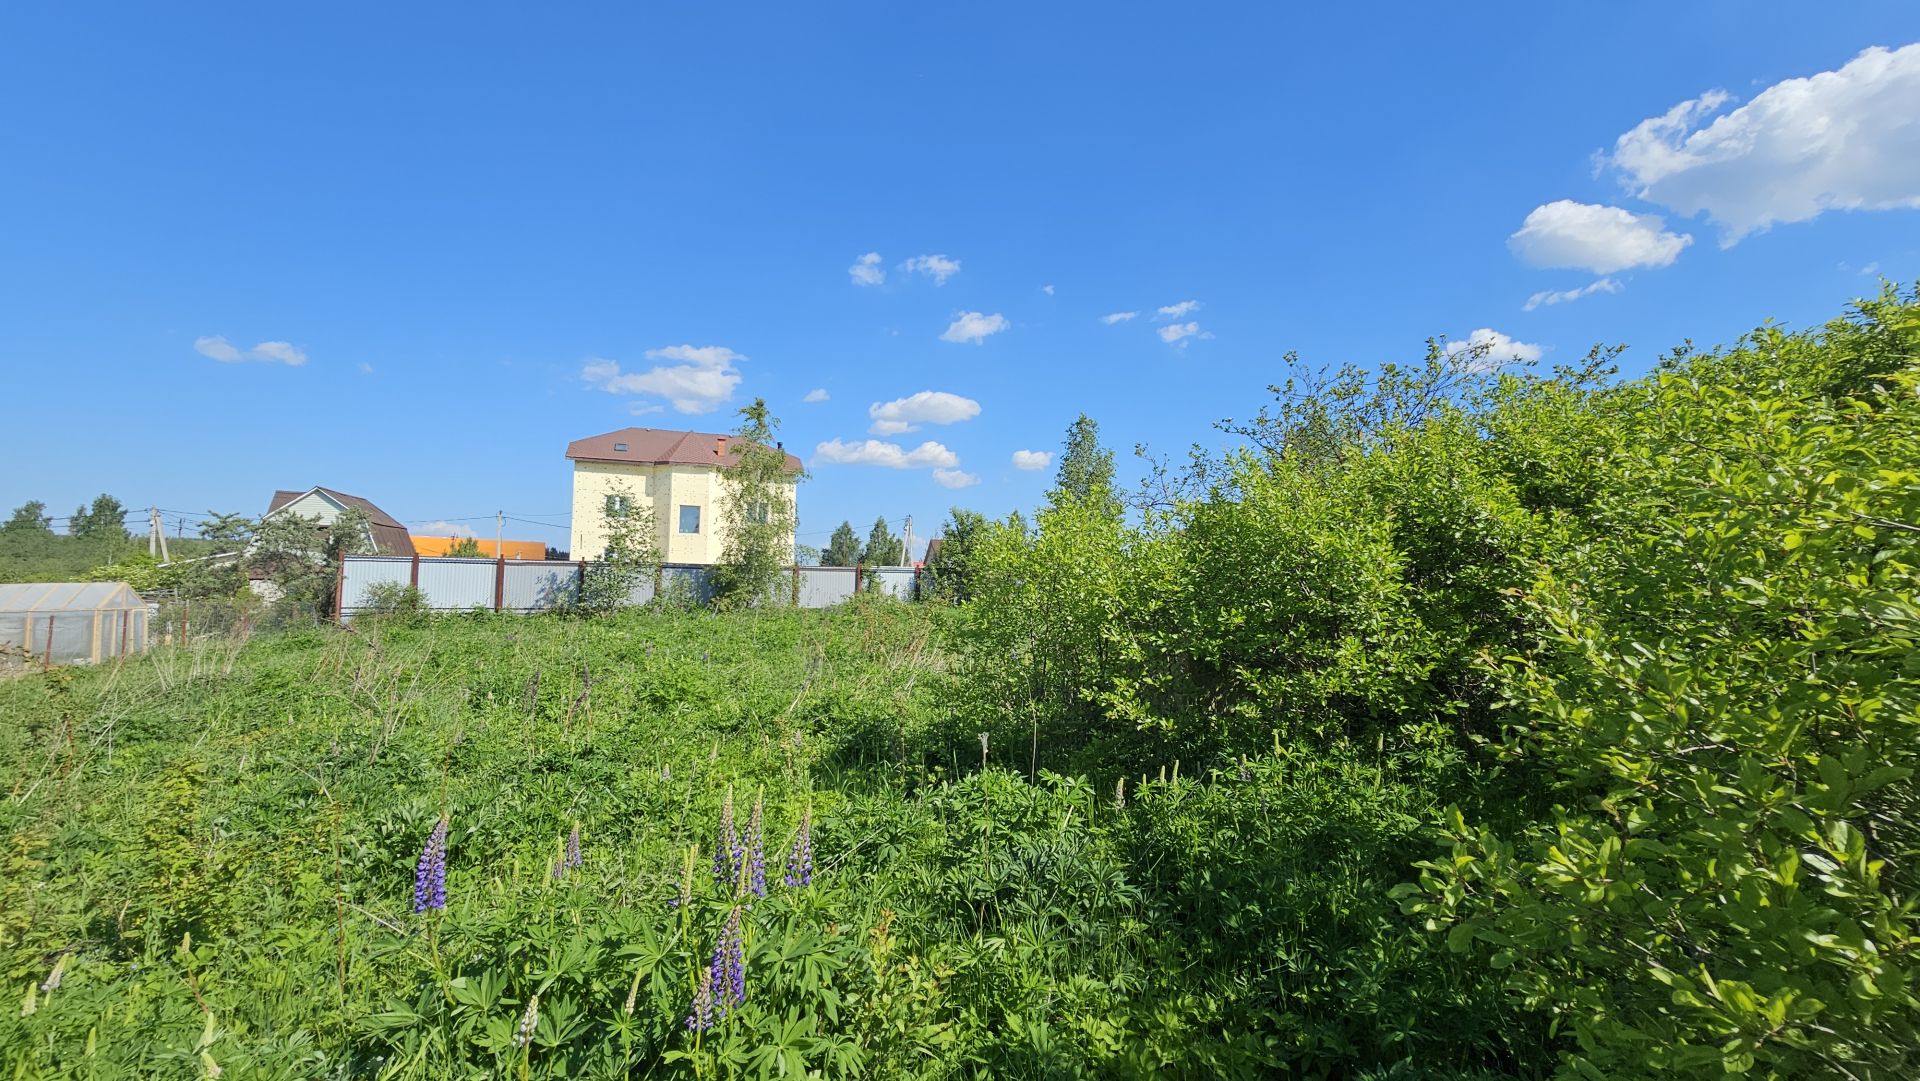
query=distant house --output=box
[412,537,547,560]
[567,427,801,565]
[265,487,415,556]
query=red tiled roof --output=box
[566,427,803,472]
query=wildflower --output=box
[743,793,766,898]
[40,953,67,994]
[707,906,747,1020]
[566,822,584,871]
[676,843,697,912]
[515,993,540,1048]
[1113,777,1126,811]
[712,788,740,888]
[685,964,716,1031]
[624,968,642,1016]
[784,804,813,888]
[413,817,448,913]
[1238,757,1251,783]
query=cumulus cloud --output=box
[1101,311,1138,324]
[1523,277,1623,311]
[1605,44,1920,243]
[1042,284,1055,295]
[1156,300,1200,319]
[814,438,960,469]
[941,311,1008,344]
[867,390,981,435]
[900,254,962,284]
[1445,328,1543,371]
[416,520,478,538]
[581,344,744,414]
[1158,321,1210,345]
[849,252,885,286]
[803,388,830,403]
[1508,200,1692,273]
[933,468,980,489]
[1011,449,1052,471]
[195,335,309,366]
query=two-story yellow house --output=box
[566,427,801,564]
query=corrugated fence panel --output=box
[340,557,412,620]
[416,558,500,611]
[503,562,579,612]
[868,568,916,600]
[798,567,858,607]
[659,565,714,606]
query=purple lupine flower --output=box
[685,964,716,1031]
[783,804,813,888]
[712,789,739,888]
[565,822,583,871]
[744,794,766,898]
[719,906,746,1009]
[413,817,448,913]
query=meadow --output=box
[3,290,1917,1079]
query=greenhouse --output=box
[0,582,150,668]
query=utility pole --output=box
[901,515,913,567]
[148,507,170,563]
[496,510,504,560]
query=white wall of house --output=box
[568,460,794,564]
[274,490,351,526]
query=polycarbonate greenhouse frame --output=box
[0,582,150,668]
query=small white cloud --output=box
[1101,311,1138,324]
[1860,261,1881,276]
[581,344,744,414]
[356,362,375,375]
[867,390,981,435]
[1156,300,1200,319]
[849,252,885,286]
[1445,328,1543,371]
[195,335,309,365]
[1042,284,1055,295]
[932,468,980,489]
[941,311,1009,344]
[1509,200,1692,273]
[1158,321,1211,345]
[1523,277,1623,311]
[1605,44,1920,244]
[417,520,479,538]
[803,388,830,403]
[814,438,960,469]
[1011,449,1052,471]
[900,254,962,284]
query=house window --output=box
[605,494,632,518]
[748,502,769,524]
[678,505,701,534]
[613,442,629,452]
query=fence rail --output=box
[335,555,918,621]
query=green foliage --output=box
[823,520,861,567]
[4,501,52,534]
[710,398,802,609]
[577,482,659,615]
[922,508,987,602]
[70,493,130,542]
[1401,296,1920,1079]
[858,515,903,567]
[1052,412,1121,518]
[443,535,483,557]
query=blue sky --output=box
[3,3,1916,555]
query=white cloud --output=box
[1156,300,1200,319]
[1011,449,1052,471]
[417,520,478,538]
[803,388,830,403]
[900,254,962,284]
[933,468,980,489]
[1158,321,1211,345]
[849,252,885,286]
[1445,328,1544,371]
[1509,200,1692,273]
[941,311,1008,344]
[581,344,744,414]
[1606,44,1920,243]
[867,390,981,435]
[1042,284,1055,295]
[195,335,309,365]
[1523,277,1623,311]
[814,438,960,469]
[1860,261,1881,276]
[1101,311,1138,324]
[356,362,375,375]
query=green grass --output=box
[0,601,1524,1079]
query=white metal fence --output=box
[335,556,919,621]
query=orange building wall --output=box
[411,536,550,560]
